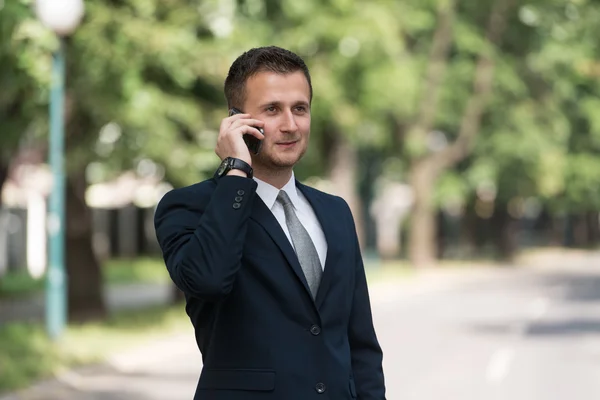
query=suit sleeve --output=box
[344,200,386,399]
[154,176,258,300]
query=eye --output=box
[265,106,277,113]
[295,106,308,113]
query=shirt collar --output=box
[254,172,300,211]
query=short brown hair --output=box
[224,46,313,109]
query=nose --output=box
[280,109,298,133]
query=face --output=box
[242,70,311,171]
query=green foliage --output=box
[0,0,49,159]
[435,0,600,213]
[2,0,600,220]
[434,170,470,208]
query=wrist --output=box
[232,154,252,166]
[226,169,248,178]
[215,157,254,180]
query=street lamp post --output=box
[35,0,84,340]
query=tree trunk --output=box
[407,0,512,267]
[404,0,456,154]
[587,212,600,246]
[436,211,447,259]
[327,131,364,247]
[0,159,8,207]
[492,204,518,261]
[549,214,565,246]
[462,204,478,257]
[66,169,106,321]
[408,161,437,267]
[404,0,456,267]
[572,214,588,247]
[0,159,9,276]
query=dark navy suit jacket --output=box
[154,175,386,399]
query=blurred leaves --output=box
[1,0,600,213]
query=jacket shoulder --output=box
[156,179,216,212]
[298,181,349,209]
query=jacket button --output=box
[237,190,245,196]
[310,325,321,336]
[233,203,241,209]
[235,196,243,202]
[315,383,326,393]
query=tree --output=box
[2,0,222,317]
[405,0,513,267]
[0,0,47,199]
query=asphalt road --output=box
[4,263,600,400]
[378,264,600,400]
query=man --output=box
[154,46,386,400]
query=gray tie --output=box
[277,190,322,298]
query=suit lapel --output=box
[249,195,313,298]
[295,181,342,310]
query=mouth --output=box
[276,140,299,148]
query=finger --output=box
[221,113,250,129]
[230,118,265,129]
[236,125,265,140]
[227,113,251,124]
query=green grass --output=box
[103,257,169,285]
[0,257,168,299]
[0,303,190,394]
[0,271,45,298]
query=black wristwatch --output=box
[214,157,253,179]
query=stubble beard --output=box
[252,145,307,174]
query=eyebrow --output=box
[259,101,310,108]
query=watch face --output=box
[216,159,228,176]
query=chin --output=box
[259,150,305,169]
[270,158,299,169]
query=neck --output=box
[253,165,293,189]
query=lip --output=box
[276,140,298,147]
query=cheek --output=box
[263,123,275,140]
[299,118,311,134]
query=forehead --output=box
[244,71,310,104]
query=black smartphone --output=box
[228,107,263,155]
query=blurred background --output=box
[1,0,600,399]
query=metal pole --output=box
[46,37,67,340]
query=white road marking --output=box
[486,347,515,384]
[487,297,549,385]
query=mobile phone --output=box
[228,107,263,155]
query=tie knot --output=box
[277,190,293,208]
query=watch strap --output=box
[215,157,253,179]
[228,157,253,179]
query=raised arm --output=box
[154,176,257,300]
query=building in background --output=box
[0,156,170,278]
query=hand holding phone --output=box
[229,108,264,155]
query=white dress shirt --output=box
[254,173,328,270]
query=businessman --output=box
[154,46,386,399]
